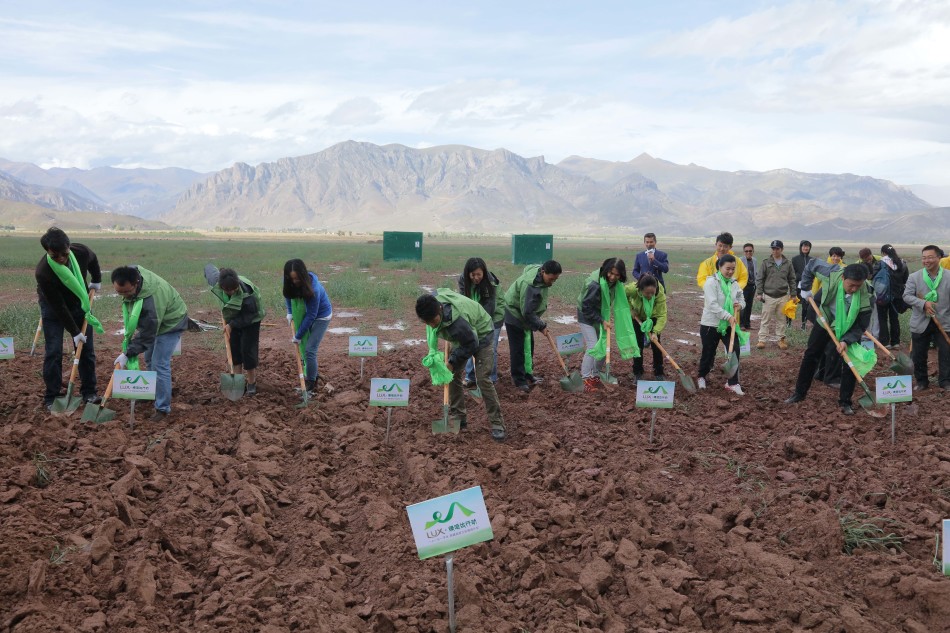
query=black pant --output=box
[632,321,664,376]
[40,298,97,404]
[506,322,536,387]
[793,326,857,406]
[698,325,740,385]
[741,284,756,330]
[876,303,900,346]
[814,340,843,384]
[911,320,950,387]
[229,322,261,370]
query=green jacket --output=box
[123,266,189,357]
[433,289,494,367]
[211,275,265,328]
[624,282,668,334]
[503,265,549,331]
[456,271,505,325]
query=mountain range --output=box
[1,142,947,240]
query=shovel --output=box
[220,322,245,401]
[30,318,42,356]
[649,333,697,394]
[598,323,619,386]
[290,321,310,409]
[807,297,884,417]
[432,341,460,434]
[50,315,91,415]
[864,330,914,374]
[933,315,950,346]
[81,363,119,423]
[722,322,739,379]
[542,329,585,392]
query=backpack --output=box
[872,264,891,305]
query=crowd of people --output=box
[34,227,949,437]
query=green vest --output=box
[129,266,188,335]
[435,289,494,342]
[504,265,548,326]
[211,275,265,324]
[576,269,601,308]
[817,269,872,324]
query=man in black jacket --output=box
[791,240,813,329]
[34,227,102,409]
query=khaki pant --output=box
[758,294,789,343]
[449,342,505,433]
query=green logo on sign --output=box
[563,335,580,344]
[121,375,150,386]
[885,380,908,389]
[0,341,8,350]
[645,385,668,394]
[379,383,403,393]
[356,339,374,346]
[424,502,475,529]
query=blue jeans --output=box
[465,326,500,383]
[144,330,182,413]
[303,317,331,382]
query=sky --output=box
[1,0,949,191]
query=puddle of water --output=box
[751,315,761,321]
[674,339,696,345]
[381,342,395,351]
[327,264,344,270]
[402,338,425,346]
[419,285,434,293]
[552,315,577,325]
[685,331,700,337]
[113,328,126,336]
[379,322,407,331]
[335,311,363,318]
[328,327,358,334]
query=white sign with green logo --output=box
[875,375,912,404]
[406,486,494,560]
[369,378,410,406]
[636,380,676,409]
[555,332,584,356]
[739,340,751,357]
[112,370,158,400]
[0,337,13,360]
[348,335,378,357]
[944,519,950,576]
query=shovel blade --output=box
[599,367,619,385]
[81,403,116,424]
[678,370,698,394]
[890,353,914,375]
[50,384,81,415]
[722,356,739,379]
[431,406,460,434]
[467,386,483,399]
[559,371,585,393]
[220,373,246,401]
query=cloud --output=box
[325,98,383,126]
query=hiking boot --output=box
[83,394,102,405]
[756,341,766,349]
[784,393,806,404]
[462,379,476,389]
[801,322,807,331]
[515,384,531,393]
[491,428,506,442]
[724,383,745,396]
[150,410,168,423]
[778,338,788,350]
[840,404,855,416]
[459,417,468,429]
[697,377,706,390]
[583,376,603,392]
[654,373,666,382]
[916,381,929,391]
[528,374,543,385]
[246,382,257,396]
[631,373,643,384]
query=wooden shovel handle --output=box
[727,322,736,354]
[806,297,867,386]
[542,328,571,375]
[223,318,235,372]
[31,318,43,349]
[66,288,97,387]
[99,363,121,407]
[633,316,681,371]
[933,317,950,346]
[863,330,894,360]
[443,341,451,405]
[290,321,307,393]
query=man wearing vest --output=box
[903,245,950,390]
[504,261,562,392]
[208,266,266,395]
[112,265,190,422]
[784,262,873,415]
[34,227,104,410]
[416,290,506,441]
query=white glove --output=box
[800,290,813,301]
[286,313,294,324]
[114,353,128,369]
[73,332,87,346]
[88,282,101,291]
[291,337,301,345]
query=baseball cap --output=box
[770,240,784,249]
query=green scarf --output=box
[715,273,749,348]
[640,294,656,334]
[121,300,143,371]
[524,334,533,374]
[924,267,943,303]
[422,325,455,385]
[833,281,861,340]
[587,279,641,360]
[291,298,311,373]
[46,252,104,334]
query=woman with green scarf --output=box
[624,273,667,383]
[698,254,747,395]
[578,258,640,392]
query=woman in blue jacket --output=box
[283,259,332,393]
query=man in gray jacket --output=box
[755,240,797,350]
[903,245,950,390]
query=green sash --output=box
[46,252,104,334]
[423,325,455,385]
[924,268,943,303]
[715,273,749,347]
[587,279,641,360]
[641,295,656,333]
[121,300,143,370]
[833,281,861,339]
[291,298,311,373]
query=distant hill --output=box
[0,199,169,231]
[907,184,950,207]
[0,171,106,213]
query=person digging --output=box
[785,262,875,415]
[416,290,507,442]
[207,266,266,396]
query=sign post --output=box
[369,378,410,443]
[349,336,378,380]
[876,376,912,444]
[635,380,676,444]
[406,486,494,633]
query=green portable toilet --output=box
[511,234,553,264]
[383,231,423,261]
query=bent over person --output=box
[903,245,950,390]
[416,290,506,441]
[35,227,104,410]
[504,260,561,392]
[209,266,266,396]
[112,266,189,422]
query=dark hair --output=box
[715,254,736,269]
[415,294,440,321]
[40,227,70,253]
[283,259,314,300]
[111,266,140,286]
[218,267,240,292]
[599,257,627,283]
[462,257,494,299]
[799,240,812,249]
[643,232,656,240]
[742,243,754,250]
[637,273,658,292]
[715,232,734,247]
[541,260,562,274]
[842,263,868,282]
[881,244,899,260]
[922,245,941,256]
[858,247,872,259]
[829,247,845,257]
